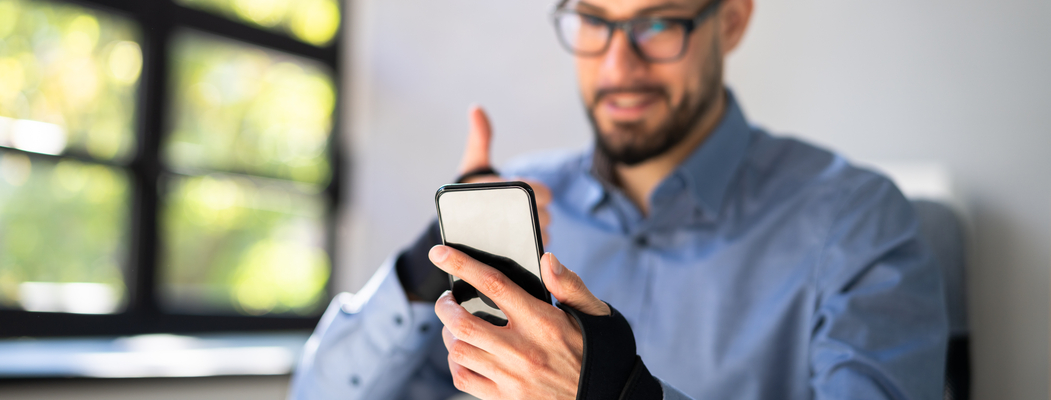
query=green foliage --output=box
[160,174,330,315]
[0,0,141,161]
[0,0,335,316]
[0,153,129,308]
[177,0,341,46]
[165,31,336,186]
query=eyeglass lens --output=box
[555,13,688,61]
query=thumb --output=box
[458,105,493,174]
[541,253,610,317]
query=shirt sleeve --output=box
[809,175,949,400]
[658,378,696,400]
[287,257,448,400]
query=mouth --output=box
[597,91,664,122]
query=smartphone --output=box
[434,181,551,326]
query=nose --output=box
[599,28,647,85]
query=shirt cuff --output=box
[657,378,694,400]
[290,257,441,400]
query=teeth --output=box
[611,97,646,107]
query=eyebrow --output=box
[574,1,692,16]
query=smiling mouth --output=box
[598,91,664,121]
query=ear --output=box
[717,0,754,56]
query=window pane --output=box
[165,30,335,186]
[176,0,340,46]
[0,0,142,162]
[159,174,329,316]
[0,151,130,314]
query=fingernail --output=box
[549,253,564,275]
[430,245,449,262]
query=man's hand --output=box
[429,245,610,400]
[458,106,552,245]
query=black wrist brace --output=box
[394,167,502,302]
[559,302,664,400]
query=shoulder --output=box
[741,130,924,285]
[739,128,906,215]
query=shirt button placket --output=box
[635,234,657,356]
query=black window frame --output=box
[0,0,343,338]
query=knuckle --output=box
[451,368,469,391]
[447,340,468,363]
[447,253,467,273]
[452,316,477,341]
[480,270,507,298]
[564,274,586,294]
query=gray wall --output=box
[337,0,1051,399]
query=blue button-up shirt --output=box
[289,91,948,400]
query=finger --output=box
[430,245,536,319]
[540,253,610,316]
[537,208,551,231]
[458,105,493,175]
[434,291,512,353]
[448,356,498,399]
[519,179,552,207]
[442,326,508,383]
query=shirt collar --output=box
[581,89,752,218]
[674,89,752,218]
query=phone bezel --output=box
[434,181,552,306]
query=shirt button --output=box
[634,236,649,247]
[350,375,360,386]
[420,323,430,333]
[394,315,403,326]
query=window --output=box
[0,0,341,337]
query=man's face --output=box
[570,0,723,166]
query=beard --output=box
[587,46,723,167]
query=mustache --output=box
[593,85,669,103]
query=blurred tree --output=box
[0,153,129,310]
[177,0,341,46]
[160,31,335,315]
[0,0,335,317]
[165,31,335,186]
[0,0,140,312]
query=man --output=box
[290,0,948,398]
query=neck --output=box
[615,91,726,216]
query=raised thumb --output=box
[541,253,611,317]
[458,105,493,174]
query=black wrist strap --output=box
[455,167,499,183]
[395,220,447,302]
[559,302,663,400]
[619,356,664,400]
[394,167,501,302]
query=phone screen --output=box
[435,182,550,326]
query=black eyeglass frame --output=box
[552,0,724,62]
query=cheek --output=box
[649,64,689,103]
[575,59,602,104]
[652,56,706,107]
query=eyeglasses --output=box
[552,0,723,63]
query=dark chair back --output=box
[911,200,969,400]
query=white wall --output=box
[339,1,1051,399]
[1,376,290,400]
